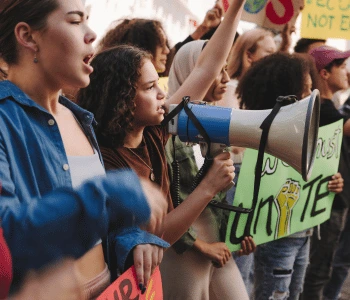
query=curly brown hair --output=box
[238,52,312,110]
[98,18,167,57]
[77,45,152,148]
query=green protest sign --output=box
[226,120,343,251]
[301,0,350,40]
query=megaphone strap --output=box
[252,95,298,217]
[161,96,189,127]
[183,103,212,158]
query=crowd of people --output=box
[0,0,350,299]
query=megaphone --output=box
[168,89,320,181]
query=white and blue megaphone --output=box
[167,90,320,181]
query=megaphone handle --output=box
[222,180,235,192]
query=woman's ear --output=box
[14,22,39,53]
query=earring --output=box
[33,51,38,63]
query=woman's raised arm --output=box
[166,0,245,109]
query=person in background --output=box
[163,39,255,300]
[0,0,168,298]
[293,38,327,54]
[237,52,344,300]
[301,46,350,300]
[220,26,278,296]
[223,28,277,109]
[97,1,224,75]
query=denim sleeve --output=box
[0,132,150,274]
[172,226,197,254]
[112,227,170,272]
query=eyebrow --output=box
[141,78,159,86]
[67,11,85,18]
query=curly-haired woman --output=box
[78,4,246,296]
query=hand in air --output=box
[201,1,224,29]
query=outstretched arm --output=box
[166,0,245,110]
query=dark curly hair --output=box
[98,18,167,58]
[238,52,312,110]
[77,45,152,148]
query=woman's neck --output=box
[7,65,61,114]
[123,128,145,148]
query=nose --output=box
[221,70,230,83]
[157,86,166,99]
[163,44,170,55]
[85,26,97,44]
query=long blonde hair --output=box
[227,28,273,80]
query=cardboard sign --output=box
[158,77,169,95]
[301,0,350,40]
[97,266,163,300]
[225,120,343,251]
[223,0,304,31]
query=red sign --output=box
[97,266,163,300]
[222,0,230,12]
[222,0,303,31]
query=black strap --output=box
[183,103,212,157]
[161,96,189,127]
[252,95,297,216]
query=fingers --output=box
[133,246,145,289]
[133,245,163,292]
[238,236,256,256]
[203,153,235,193]
[328,172,344,193]
[211,244,231,268]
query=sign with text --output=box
[97,266,163,300]
[226,120,343,251]
[223,0,304,31]
[301,0,350,40]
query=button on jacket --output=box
[0,80,168,284]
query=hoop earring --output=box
[33,52,38,63]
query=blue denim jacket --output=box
[0,80,168,283]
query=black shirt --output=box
[320,98,350,209]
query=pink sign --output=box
[97,266,163,300]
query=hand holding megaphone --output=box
[195,151,235,195]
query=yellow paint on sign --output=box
[301,0,350,40]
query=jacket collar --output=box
[0,80,96,126]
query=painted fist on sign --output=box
[274,179,300,239]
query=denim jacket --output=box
[0,81,168,284]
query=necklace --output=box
[126,147,156,182]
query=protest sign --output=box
[301,0,350,40]
[158,77,169,95]
[225,120,343,251]
[223,0,304,31]
[97,266,163,300]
